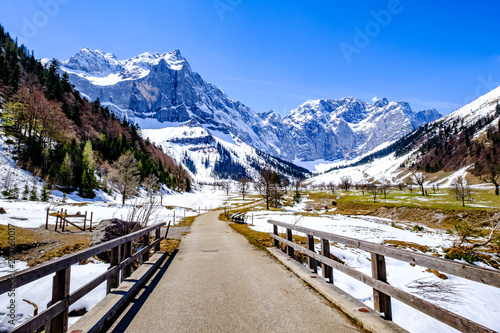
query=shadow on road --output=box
[106,249,178,333]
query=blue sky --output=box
[1,0,499,116]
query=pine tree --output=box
[29,187,38,201]
[60,152,73,190]
[41,185,49,202]
[9,62,20,91]
[80,140,96,198]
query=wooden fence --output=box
[45,208,94,232]
[0,222,167,333]
[268,220,500,333]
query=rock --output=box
[90,219,142,262]
[0,207,6,214]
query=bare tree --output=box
[255,167,282,209]
[222,181,231,196]
[255,168,272,210]
[144,174,160,204]
[380,175,390,199]
[238,177,250,200]
[339,176,352,192]
[478,163,500,196]
[368,183,378,203]
[453,176,472,207]
[111,151,141,205]
[326,182,336,194]
[412,173,426,196]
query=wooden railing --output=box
[0,222,167,333]
[268,220,500,333]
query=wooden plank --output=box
[372,253,392,320]
[155,228,161,252]
[271,234,496,333]
[0,223,165,294]
[273,225,279,247]
[46,208,50,230]
[142,233,150,262]
[307,235,317,273]
[50,267,70,333]
[63,218,85,232]
[107,246,121,293]
[321,238,333,283]
[11,299,67,333]
[122,241,133,279]
[268,220,500,288]
[286,228,294,257]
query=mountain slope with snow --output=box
[311,86,500,186]
[52,48,441,176]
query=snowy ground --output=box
[0,184,248,332]
[248,205,500,333]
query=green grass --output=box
[306,188,500,211]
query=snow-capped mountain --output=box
[51,48,441,177]
[281,97,441,161]
[311,85,500,187]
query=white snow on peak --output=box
[59,48,187,86]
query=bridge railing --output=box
[0,222,167,333]
[268,219,500,333]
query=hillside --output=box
[312,85,500,190]
[53,48,441,169]
[0,25,190,200]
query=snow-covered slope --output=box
[311,86,500,186]
[142,125,309,182]
[282,97,440,161]
[51,48,441,173]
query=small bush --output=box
[411,224,424,232]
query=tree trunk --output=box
[495,183,499,196]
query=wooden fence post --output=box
[107,246,121,293]
[83,211,87,231]
[321,239,333,283]
[90,212,93,231]
[54,211,58,232]
[155,228,161,252]
[308,235,317,273]
[287,228,294,258]
[49,267,70,333]
[142,233,150,262]
[273,225,279,247]
[122,241,132,280]
[46,208,50,230]
[371,253,392,320]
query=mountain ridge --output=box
[49,47,442,172]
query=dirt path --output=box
[107,211,361,333]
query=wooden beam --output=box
[371,253,392,320]
[286,228,294,258]
[271,234,496,333]
[49,267,70,333]
[273,225,279,247]
[107,246,121,293]
[268,220,500,288]
[321,238,333,283]
[307,235,317,273]
[0,223,166,294]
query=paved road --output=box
[107,211,361,333]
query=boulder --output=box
[90,219,142,262]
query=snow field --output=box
[247,210,500,333]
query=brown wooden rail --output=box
[268,219,500,333]
[0,222,166,333]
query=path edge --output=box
[267,247,409,333]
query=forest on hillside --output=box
[0,24,191,201]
